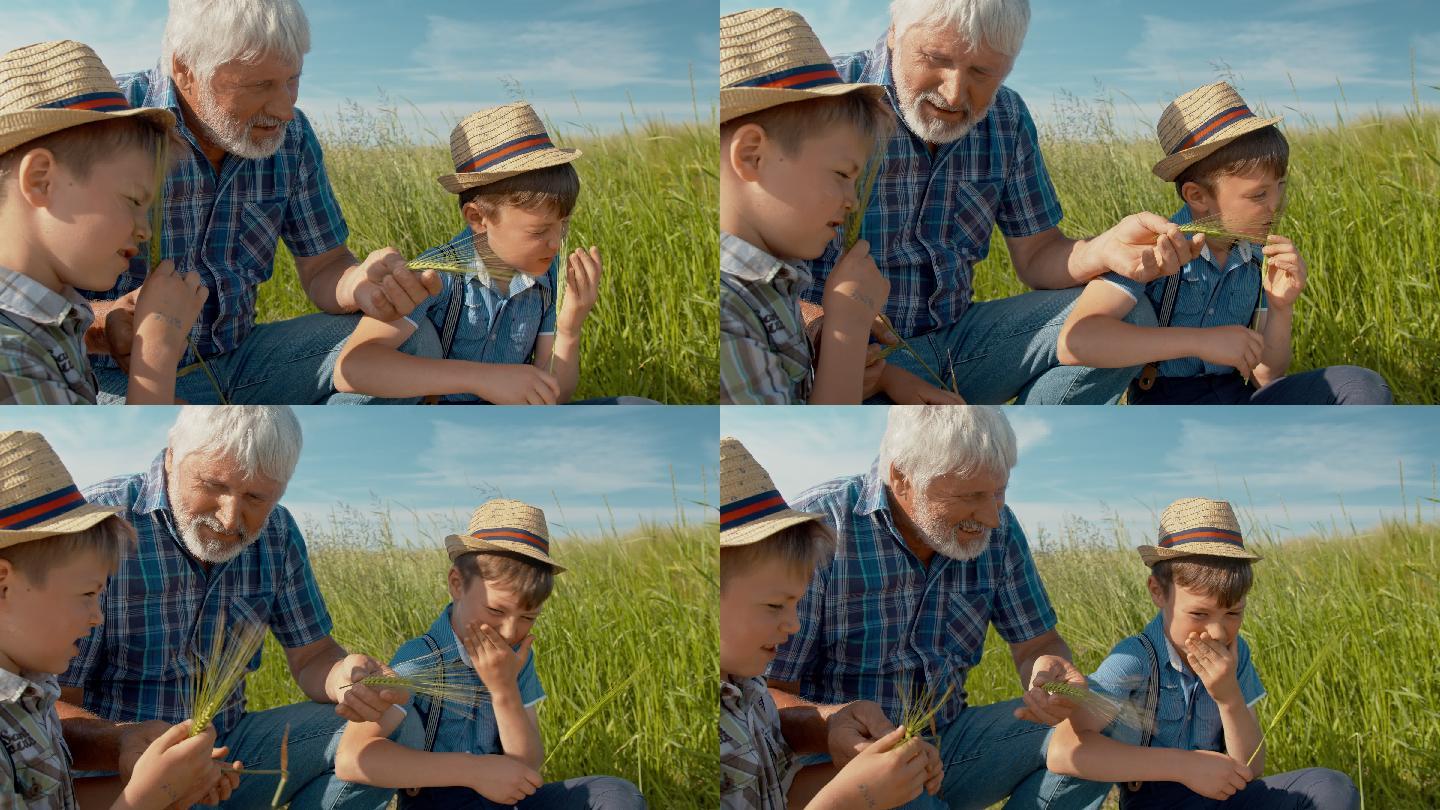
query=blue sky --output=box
[5,407,718,543]
[722,407,1440,548]
[720,0,1440,135]
[1,0,717,140]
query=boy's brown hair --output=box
[1174,125,1289,197]
[458,162,580,220]
[0,516,136,585]
[454,549,555,609]
[719,520,836,590]
[721,92,895,159]
[1150,556,1254,608]
[0,117,170,202]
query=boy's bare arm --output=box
[1251,304,1293,387]
[1059,283,1206,368]
[531,333,577,403]
[336,708,528,791]
[1218,701,1265,778]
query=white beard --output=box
[190,82,287,160]
[173,504,260,564]
[912,498,992,561]
[896,86,992,145]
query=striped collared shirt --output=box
[720,232,814,404]
[720,675,795,810]
[0,266,98,405]
[768,463,1058,726]
[802,36,1065,340]
[60,451,334,739]
[0,669,76,810]
[88,66,350,367]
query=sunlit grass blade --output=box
[541,668,641,770]
[1245,636,1342,768]
[188,616,268,737]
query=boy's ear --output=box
[461,201,486,233]
[15,149,58,208]
[447,566,465,599]
[1146,574,1166,608]
[1179,179,1212,213]
[726,122,768,182]
[0,558,13,601]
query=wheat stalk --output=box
[1177,214,1273,245]
[897,675,956,745]
[187,616,268,738]
[344,647,491,708]
[1244,637,1341,768]
[1039,681,1157,739]
[841,151,883,253]
[541,668,640,770]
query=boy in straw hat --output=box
[334,102,629,405]
[0,430,238,808]
[1043,498,1359,809]
[720,436,940,809]
[1055,81,1391,405]
[0,40,208,405]
[335,498,645,808]
[719,8,963,406]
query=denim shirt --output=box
[1088,611,1265,752]
[1102,205,1266,378]
[391,603,545,756]
[406,229,557,404]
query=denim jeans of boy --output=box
[399,775,646,809]
[1130,367,1393,405]
[95,312,442,405]
[1119,767,1360,810]
[874,288,1155,405]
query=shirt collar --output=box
[720,232,810,285]
[720,674,768,708]
[135,449,174,515]
[0,667,57,704]
[856,459,891,517]
[0,266,94,327]
[1172,205,1258,271]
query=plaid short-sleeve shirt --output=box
[802,36,1064,339]
[720,675,795,810]
[768,463,1058,726]
[0,267,98,405]
[0,670,76,810]
[720,233,815,404]
[60,451,334,739]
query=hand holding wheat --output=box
[824,725,932,808]
[1178,749,1253,800]
[1259,235,1307,310]
[1015,655,1086,726]
[345,247,442,322]
[327,653,410,723]
[557,246,603,336]
[1095,212,1204,284]
[461,620,534,693]
[827,699,896,769]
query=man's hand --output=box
[1178,750,1252,800]
[324,653,410,723]
[1090,212,1204,284]
[86,288,143,371]
[557,246,603,335]
[881,365,965,404]
[827,699,896,769]
[460,620,533,693]
[1196,325,1264,380]
[1260,234,1307,311]
[120,722,226,810]
[341,247,441,321]
[1184,630,1243,706]
[1014,655,1085,726]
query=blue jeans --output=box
[877,288,1154,405]
[95,312,442,405]
[206,700,423,810]
[398,776,646,809]
[1130,368,1393,405]
[1119,767,1359,810]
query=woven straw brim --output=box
[0,106,175,162]
[436,146,582,194]
[721,508,820,548]
[444,533,566,573]
[1138,542,1263,567]
[0,504,121,548]
[1152,114,1282,181]
[720,82,887,125]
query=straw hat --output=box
[720,8,886,124]
[1138,498,1263,566]
[436,102,581,194]
[720,436,823,547]
[1151,82,1282,181]
[0,431,122,549]
[0,40,174,158]
[445,498,565,573]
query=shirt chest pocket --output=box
[944,590,992,661]
[944,179,1004,259]
[1172,271,1213,319]
[236,199,286,280]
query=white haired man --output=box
[801,0,1207,404]
[767,406,1109,808]
[84,0,442,404]
[58,406,422,809]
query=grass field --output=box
[963,516,1440,807]
[254,106,719,404]
[243,508,719,809]
[970,93,1440,403]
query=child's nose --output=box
[1206,622,1228,644]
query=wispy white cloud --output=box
[0,0,164,74]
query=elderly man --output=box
[768,407,1107,809]
[58,406,421,810]
[85,0,441,404]
[803,0,1204,404]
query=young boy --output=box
[334,498,644,808]
[718,8,964,406]
[0,430,234,809]
[333,102,617,405]
[719,436,940,809]
[1044,498,1359,809]
[0,40,207,405]
[1056,82,1391,405]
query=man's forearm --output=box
[1015,233,1102,291]
[300,251,361,314]
[769,688,841,756]
[57,700,125,771]
[292,642,347,703]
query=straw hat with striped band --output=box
[720,436,822,548]
[436,102,581,194]
[0,40,175,158]
[1138,498,1263,567]
[720,7,886,125]
[0,431,122,549]
[445,498,565,573]
[1152,82,1282,182]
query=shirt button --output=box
[1207,308,1215,315]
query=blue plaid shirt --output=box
[60,451,334,739]
[88,67,350,367]
[802,36,1064,340]
[1102,205,1266,378]
[768,463,1058,727]
[1088,612,1265,752]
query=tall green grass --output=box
[972,91,1440,403]
[255,107,719,404]
[244,507,718,809]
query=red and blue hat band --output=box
[0,485,86,530]
[721,489,789,531]
[730,63,844,91]
[1158,527,1244,549]
[38,91,132,113]
[471,527,550,555]
[1170,105,1255,154]
[456,134,555,173]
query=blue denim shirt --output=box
[406,229,557,404]
[392,603,544,756]
[1102,206,1266,378]
[1088,611,1265,752]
